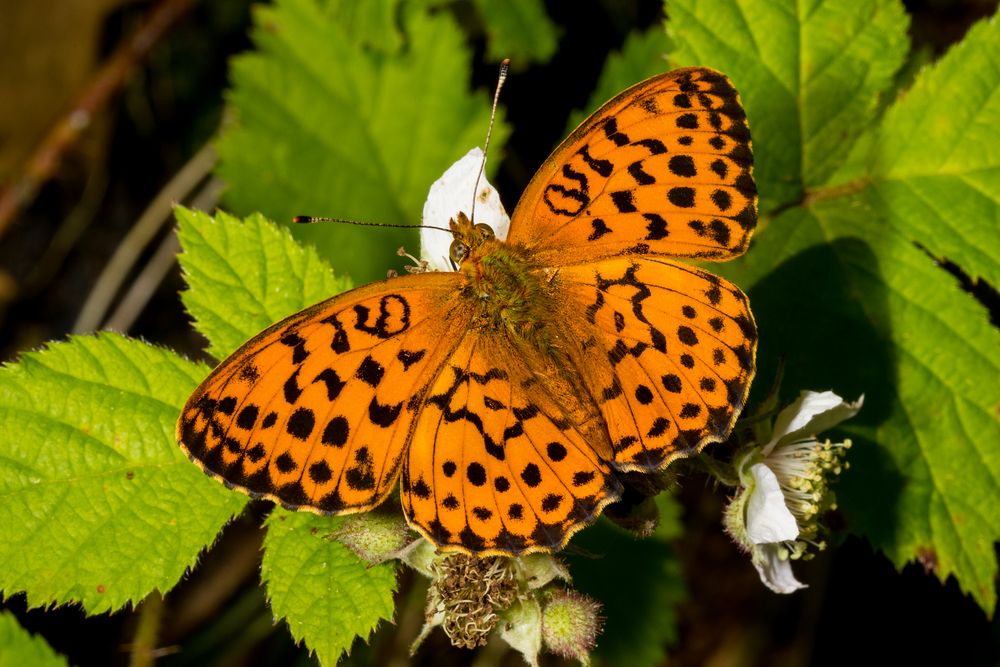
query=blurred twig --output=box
[103,173,222,332]
[0,0,196,239]
[380,571,427,667]
[22,167,109,295]
[73,141,216,333]
[128,590,166,667]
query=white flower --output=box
[420,147,510,271]
[726,390,863,593]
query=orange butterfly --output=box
[178,67,757,555]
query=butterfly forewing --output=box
[178,273,468,514]
[507,67,756,265]
[556,257,757,470]
[402,334,622,554]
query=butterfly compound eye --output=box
[449,239,470,265]
[474,223,496,240]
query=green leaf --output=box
[176,206,351,361]
[0,612,67,667]
[0,334,246,613]
[322,0,406,53]
[473,0,560,66]
[667,0,909,213]
[261,510,398,666]
[217,0,509,285]
[569,492,685,667]
[869,16,1000,285]
[566,24,671,133]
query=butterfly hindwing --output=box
[507,67,756,265]
[178,273,468,514]
[557,256,757,470]
[402,334,623,554]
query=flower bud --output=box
[329,511,414,565]
[541,590,603,665]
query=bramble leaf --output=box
[868,16,1000,286]
[669,0,1000,612]
[474,0,560,66]
[217,0,509,285]
[668,0,909,213]
[261,510,398,666]
[0,334,246,613]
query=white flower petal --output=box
[764,390,864,455]
[420,147,510,271]
[746,463,799,544]
[752,543,808,594]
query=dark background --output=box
[1,0,997,665]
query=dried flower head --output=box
[431,554,518,649]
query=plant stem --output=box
[695,454,740,487]
[129,590,164,667]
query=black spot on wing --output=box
[643,213,668,240]
[610,190,637,213]
[397,348,426,370]
[668,187,696,208]
[588,218,612,241]
[313,368,345,400]
[579,145,612,177]
[668,155,697,178]
[676,113,698,129]
[602,117,630,146]
[711,189,732,211]
[628,161,655,185]
[633,138,667,155]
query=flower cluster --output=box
[724,390,862,592]
[384,537,601,666]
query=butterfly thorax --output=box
[460,237,557,349]
[449,212,556,350]
[459,233,611,447]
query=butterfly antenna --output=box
[292,216,451,234]
[471,58,510,223]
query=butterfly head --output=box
[448,211,497,268]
